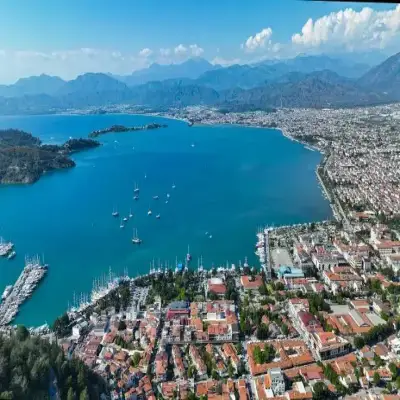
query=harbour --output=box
[0,256,47,326]
[0,113,331,326]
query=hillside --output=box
[358,51,400,98]
[222,73,389,109]
[0,74,66,97]
[0,129,100,184]
[0,326,106,399]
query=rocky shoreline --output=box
[0,130,100,185]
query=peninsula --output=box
[0,129,100,184]
[88,122,168,138]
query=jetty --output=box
[0,256,47,326]
[0,238,14,257]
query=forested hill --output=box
[0,129,100,185]
[0,326,106,399]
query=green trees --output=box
[281,324,289,336]
[15,326,29,342]
[308,293,331,314]
[53,313,72,337]
[67,387,75,400]
[131,352,141,367]
[227,361,234,378]
[389,362,398,378]
[256,324,269,340]
[354,335,366,349]
[396,375,400,389]
[188,365,196,379]
[79,388,89,400]
[0,329,106,399]
[313,382,331,400]
[373,371,380,386]
[253,344,275,364]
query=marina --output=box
[0,256,47,326]
[0,238,14,257]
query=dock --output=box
[255,228,272,281]
[0,256,47,326]
[0,238,14,257]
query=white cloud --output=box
[243,27,273,51]
[173,43,204,56]
[0,48,150,83]
[159,48,171,57]
[138,48,153,57]
[211,56,241,66]
[292,6,400,52]
[0,43,208,83]
[174,44,187,55]
[189,44,204,57]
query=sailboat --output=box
[172,183,176,189]
[132,228,142,244]
[134,182,140,193]
[156,214,161,219]
[147,205,152,216]
[186,245,192,263]
[123,216,128,222]
[133,195,139,200]
[112,207,119,217]
[129,209,133,218]
[120,219,125,229]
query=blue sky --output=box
[0,0,398,82]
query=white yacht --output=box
[132,229,142,244]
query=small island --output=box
[88,123,168,138]
[0,129,100,184]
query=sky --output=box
[0,0,399,83]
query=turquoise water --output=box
[0,114,331,326]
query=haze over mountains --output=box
[0,52,399,114]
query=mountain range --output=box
[0,52,399,114]
[113,57,221,86]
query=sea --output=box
[0,113,332,326]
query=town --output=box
[35,212,400,400]
[6,102,395,400]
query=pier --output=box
[0,237,14,257]
[255,227,272,281]
[0,256,47,326]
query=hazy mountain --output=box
[0,52,399,114]
[268,54,371,78]
[55,73,133,107]
[193,55,369,91]
[195,64,288,90]
[129,80,220,107]
[0,74,66,97]
[222,73,389,109]
[118,58,220,86]
[358,51,400,98]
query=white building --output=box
[267,368,285,395]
